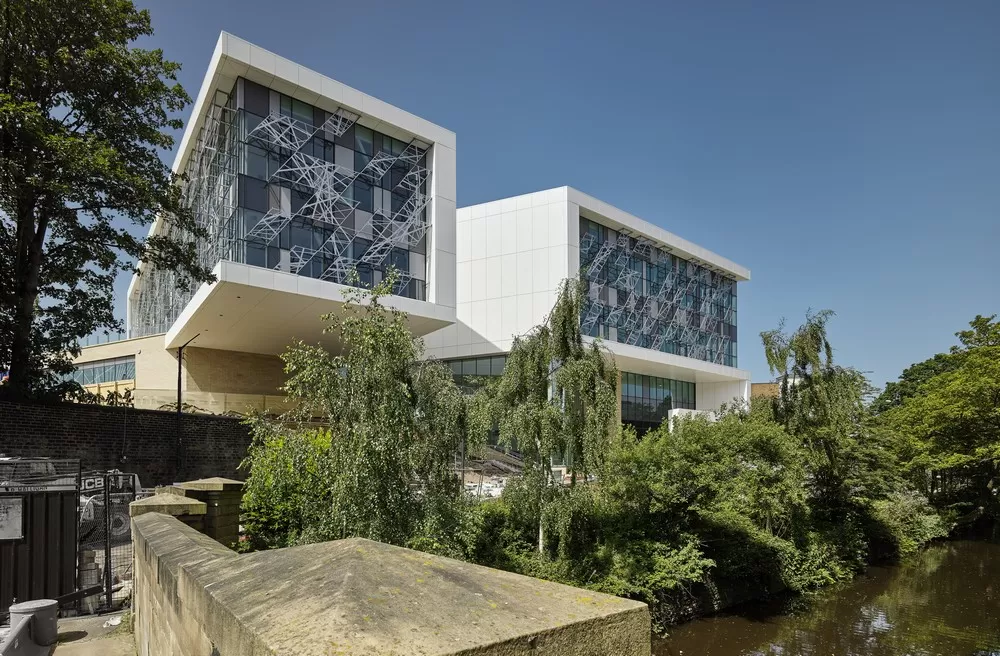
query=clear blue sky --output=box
[129,0,999,390]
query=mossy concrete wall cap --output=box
[132,513,651,655]
[176,477,244,491]
[129,493,207,517]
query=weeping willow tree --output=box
[474,279,619,552]
[241,272,484,551]
[761,310,888,517]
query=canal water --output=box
[654,540,1000,656]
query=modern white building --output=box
[73,33,750,429]
[423,187,750,432]
[129,31,457,356]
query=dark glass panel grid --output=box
[579,217,738,367]
[444,355,507,391]
[620,371,695,434]
[234,78,428,300]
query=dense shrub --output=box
[240,426,330,550]
[869,490,948,557]
[455,408,949,631]
[239,293,962,633]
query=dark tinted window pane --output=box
[353,238,370,260]
[246,146,268,180]
[335,124,354,149]
[246,242,266,267]
[357,266,373,287]
[243,209,264,240]
[291,189,309,215]
[355,126,373,156]
[243,79,270,117]
[354,181,373,212]
[240,175,267,212]
[389,249,408,274]
[292,98,312,126]
[391,191,406,214]
[266,247,282,269]
[290,221,312,249]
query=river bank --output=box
[653,540,1000,655]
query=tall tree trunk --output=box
[536,432,547,554]
[8,205,45,395]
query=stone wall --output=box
[183,346,286,396]
[131,511,651,656]
[132,513,235,655]
[0,400,252,486]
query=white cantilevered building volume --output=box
[74,32,750,431]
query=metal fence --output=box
[78,472,139,614]
[0,458,81,620]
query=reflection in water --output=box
[656,541,1000,656]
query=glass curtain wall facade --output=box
[68,356,136,386]
[579,217,738,368]
[445,355,507,391]
[237,79,429,296]
[129,77,430,337]
[620,372,695,434]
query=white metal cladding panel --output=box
[424,189,573,360]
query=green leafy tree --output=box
[871,352,960,414]
[0,0,212,397]
[474,279,618,553]
[875,315,1000,524]
[871,315,998,414]
[880,351,1000,515]
[463,309,947,629]
[241,274,482,551]
[761,311,900,515]
[953,313,1000,351]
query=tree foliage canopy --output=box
[473,279,619,551]
[0,0,212,396]
[760,310,898,515]
[871,314,1000,414]
[240,292,957,631]
[241,274,482,551]
[875,315,1000,521]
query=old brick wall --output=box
[0,401,252,486]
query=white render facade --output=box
[80,33,750,427]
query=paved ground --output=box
[53,613,134,656]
